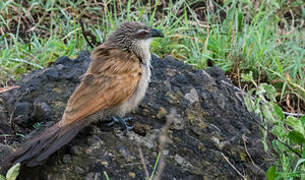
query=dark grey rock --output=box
[85,172,102,180]
[62,154,72,164]
[0,144,13,169]
[44,67,59,81]
[14,101,33,125]
[206,66,227,82]
[0,52,271,179]
[55,56,70,65]
[33,102,52,121]
[75,166,85,175]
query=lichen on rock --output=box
[0,51,270,179]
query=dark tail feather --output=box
[4,120,89,169]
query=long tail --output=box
[4,119,89,169]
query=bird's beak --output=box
[150,29,164,38]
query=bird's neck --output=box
[107,39,152,65]
[131,39,152,65]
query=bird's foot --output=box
[105,117,134,132]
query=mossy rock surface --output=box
[0,51,270,179]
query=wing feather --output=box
[60,47,142,126]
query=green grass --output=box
[0,163,20,180]
[1,0,304,101]
[244,81,305,179]
[1,0,305,178]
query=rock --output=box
[128,171,136,178]
[13,101,33,125]
[75,166,85,175]
[0,145,13,168]
[62,154,72,164]
[32,102,52,121]
[85,172,102,180]
[44,68,59,81]
[0,52,271,179]
[55,56,70,65]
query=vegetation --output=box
[244,76,305,179]
[0,163,20,180]
[0,0,304,179]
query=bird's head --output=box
[107,22,164,59]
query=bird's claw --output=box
[106,117,134,133]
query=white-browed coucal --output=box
[5,22,164,168]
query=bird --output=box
[4,22,164,169]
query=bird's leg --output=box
[105,117,134,132]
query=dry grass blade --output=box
[152,109,175,180]
[0,86,19,94]
[285,73,305,102]
[138,145,149,179]
[221,152,246,179]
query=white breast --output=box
[115,38,153,116]
[117,56,151,116]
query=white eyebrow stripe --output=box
[136,29,149,34]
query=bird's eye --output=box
[139,31,147,37]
